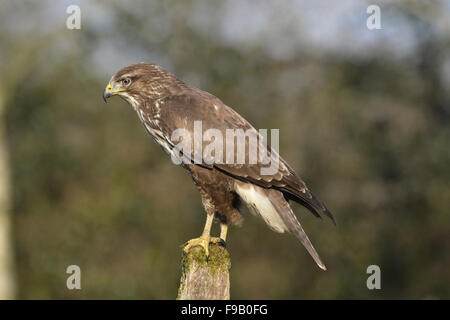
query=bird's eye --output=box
[122,78,131,86]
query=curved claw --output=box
[210,237,227,248]
[183,235,211,259]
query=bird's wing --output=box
[154,92,334,223]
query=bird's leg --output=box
[183,213,214,258]
[210,223,228,248]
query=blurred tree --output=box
[0,73,14,300]
[1,0,449,299]
[0,27,55,299]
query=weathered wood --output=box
[177,243,231,300]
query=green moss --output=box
[181,243,230,275]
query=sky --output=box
[1,0,449,80]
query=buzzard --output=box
[103,63,335,270]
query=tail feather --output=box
[264,189,327,270]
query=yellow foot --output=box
[183,236,211,258]
[209,237,227,248]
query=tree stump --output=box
[177,243,231,300]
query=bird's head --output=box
[103,63,178,107]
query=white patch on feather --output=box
[235,183,288,233]
[135,108,181,162]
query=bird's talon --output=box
[182,236,210,260]
[210,237,227,248]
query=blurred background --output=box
[0,0,449,299]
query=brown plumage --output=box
[103,63,335,270]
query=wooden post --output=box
[177,243,231,300]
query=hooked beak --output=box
[103,83,113,103]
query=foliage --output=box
[1,0,449,299]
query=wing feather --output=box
[155,91,334,223]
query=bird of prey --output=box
[103,63,335,270]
